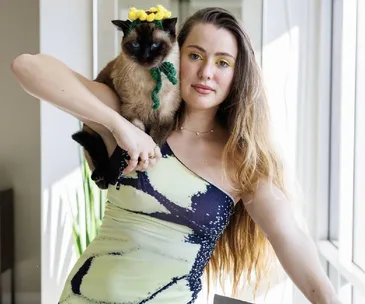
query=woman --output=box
[11,7,341,304]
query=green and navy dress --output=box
[59,142,235,304]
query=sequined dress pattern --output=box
[59,143,234,304]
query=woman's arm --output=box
[11,53,162,173]
[11,53,122,154]
[243,180,341,304]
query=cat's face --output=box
[112,18,178,68]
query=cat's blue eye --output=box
[131,41,139,48]
[151,42,161,49]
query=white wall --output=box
[262,0,320,225]
[0,1,93,303]
[0,1,41,302]
[39,0,93,303]
[262,0,323,303]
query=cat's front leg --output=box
[131,118,146,132]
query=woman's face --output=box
[179,23,238,111]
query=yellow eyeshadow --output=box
[188,52,203,58]
[186,51,234,66]
[217,59,233,67]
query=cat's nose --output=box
[143,49,151,59]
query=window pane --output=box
[328,262,339,290]
[353,286,365,304]
[328,263,353,303]
[353,0,365,271]
[329,0,342,246]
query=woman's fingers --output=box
[147,157,157,170]
[120,135,161,174]
[135,151,149,172]
[154,145,162,161]
[134,144,161,172]
[122,150,139,174]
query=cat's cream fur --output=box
[94,25,181,143]
[76,20,181,185]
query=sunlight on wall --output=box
[41,167,83,302]
[262,25,308,228]
[263,26,299,175]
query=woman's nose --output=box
[198,62,213,80]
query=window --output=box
[319,0,365,302]
[352,0,365,273]
[328,0,342,247]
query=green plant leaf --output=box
[70,139,106,257]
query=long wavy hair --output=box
[177,8,286,297]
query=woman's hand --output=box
[110,116,162,174]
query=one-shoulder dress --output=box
[59,142,235,304]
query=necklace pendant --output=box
[196,132,200,136]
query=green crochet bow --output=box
[150,62,178,110]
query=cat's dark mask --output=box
[111,18,178,67]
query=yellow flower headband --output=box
[128,5,172,22]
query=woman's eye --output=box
[189,53,201,60]
[151,42,161,49]
[217,60,230,68]
[131,41,139,48]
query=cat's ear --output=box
[162,18,178,36]
[111,20,132,36]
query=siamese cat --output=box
[72,17,181,189]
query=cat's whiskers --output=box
[159,63,167,74]
[159,59,178,75]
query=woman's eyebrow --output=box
[187,45,236,59]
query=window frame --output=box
[316,0,365,298]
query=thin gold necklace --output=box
[180,126,215,136]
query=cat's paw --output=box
[131,119,146,132]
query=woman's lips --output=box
[191,84,214,94]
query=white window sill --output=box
[318,240,365,292]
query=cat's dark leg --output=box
[71,125,110,189]
[78,125,98,173]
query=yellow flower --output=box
[128,7,138,20]
[146,13,155,22]
[154,12,164,20]
[127,5,172,22]
[139,10,147,21]
[128,11,137,20]
[156,5,164,11]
